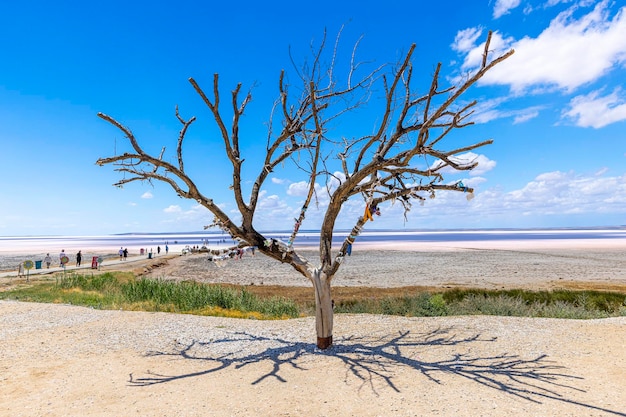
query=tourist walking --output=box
[59,249,67,267]
[123,248,128,260]
[44,253,52,269]
[76,250,82,267]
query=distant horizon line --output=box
[114,225,626,236]
[1,225,625,239]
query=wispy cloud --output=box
[468,97,544,124]
[163,205,181,213]
[562,87,626,127]
[513,109,540,124]
[479,169,626,217]
[251,167,626,230]
[493,0,521,19]
[141,191,153,199]
[160,204,213,229]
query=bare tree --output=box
[97,31,513,350]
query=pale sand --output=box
[142,240,626,291]
[1,239,626,416]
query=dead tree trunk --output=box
[312,268,333,349]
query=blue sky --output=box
[1,0,625,236]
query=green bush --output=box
[119,278,299,317]
[2,272,624,320]
[336,293,447,317]
[57,273,118,292]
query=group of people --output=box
[17,243,173,277]
[41,249,82,268]
[119,246,169,260]
[156,245,169,255]
[20,250,82,275]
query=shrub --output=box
[119,278,299,318]
[57,273,118,292]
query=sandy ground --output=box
[140,242,626,292]
[1,240,626,416]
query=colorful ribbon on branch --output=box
[363,204,380,222]
[457,181,475,200]
[287,205,308,248]
[208,246,256,267]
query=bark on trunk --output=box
[312,268,333,350]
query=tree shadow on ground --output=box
[128,327,624,416]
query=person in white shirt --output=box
[44,253,52,269]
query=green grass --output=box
[440,289,626,318]
[334,293,448,317]
[333,289,626,319]
[1,272,299,319]
[2,273,625,320]
[120,277,299,318]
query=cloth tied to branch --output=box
[363,204,380,222]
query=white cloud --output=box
[141,191,153,199]
[468,97,543,124]
[158,203,213,229]
[164,205,182,213]
[271,177,286,184]
[379,168,624,228]
[259,194,284,209]
[255,193,299,227]
[465,1,626,94]
[464,176,488,187]
[458,30,514,73]
[465,153,497,176]
[452,27,484,53]
[483,169,626,216]
[286,178,337,198]
[546,0,571,7]
[562,88,626,127]
[493,0,521,19]
[513,109,540,124]
[469,99,507,123]
[327,171,347,192]
[232,169,626,231]
[472,106,507,124]
[287,181,312,196]
[522,3,534,15]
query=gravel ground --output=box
[1,301,625,416]
[143,248,626,290]
[2,242,626,416]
